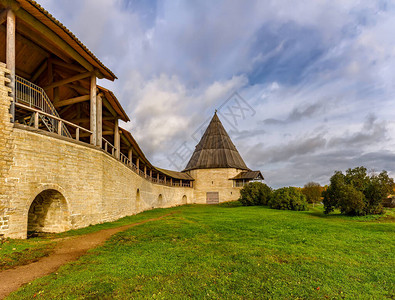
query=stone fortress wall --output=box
[0,63,194,239]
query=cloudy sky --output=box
[38,0,395,188]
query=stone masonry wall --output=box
[187,168,242,204]
[1,123,193,239]
[0,63,15,236]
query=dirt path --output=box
[0,212,176,299]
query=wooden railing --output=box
[15,102,92,141]
[15,75,71,138]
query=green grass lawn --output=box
[7,204,395,299]
[0,208,180,271]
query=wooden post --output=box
[128,148,132,166]
[180,180,182,186]
[150,169,152,179]
[58,120,62,135]
[164,176,167,184]
[144,165,147,178]
[170,178,173,186]
[6,9,15,122]
[114,118,120,159]
[76,127,80,141]
[34,112,39,129]
[96,93,102,147]
[157,173,159,181]
[136,158,140,170]
[90,75,97,145]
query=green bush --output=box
[239,182,272,206]
[268,187,307,211]
[323,167,394,216]
[338,184,366,216]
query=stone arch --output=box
[158,194,163,207]
[182,195,187,205]
[27,188,70,237]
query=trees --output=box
[302,182,322,206]
[239,182,272,206]
[268,187,308,211]
[323,167,394,216]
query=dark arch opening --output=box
[136,189,141,212]
[27,189,70,237]
[182,195,187,205]
[158,194,163,207]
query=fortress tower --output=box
[184,112,263,204]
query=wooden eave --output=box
[155,167,194,181]
[5,0,117,81]
[230,171,264,181]
[98,86,129,122]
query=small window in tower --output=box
[212,181,213,184]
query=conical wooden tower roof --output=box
[184,112,249,171]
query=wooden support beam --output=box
[0,9,7,25]
[136,158,140,170]
[6,8,15,122]
[90,75,97,145]
[15,8,94,71]
[102,96,117,117]
[59,104,73,115]
[70,116,113,124]
[0,24,50,59]
[144,166,147,178]
[120,133,131,147]
[96,94,102,147]
[44,71,92,90]
[49,57,87,73]
[15,22,72,64]
[157,173,159,181]
[54,94,90,108]
[101,130,113,136]
[31,59,48,82]
[66,83,90,94]
[15,68,31,79]
[114,118,120,159]
[128,148,132,165]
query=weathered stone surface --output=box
[187,168,242,204]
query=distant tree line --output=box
[238,166,394,216]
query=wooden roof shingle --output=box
[183,112,249,171]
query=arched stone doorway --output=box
[158,194,163,207]
[27,189,70,236]
[182,195,187,205]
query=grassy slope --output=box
[7,205,395,299]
